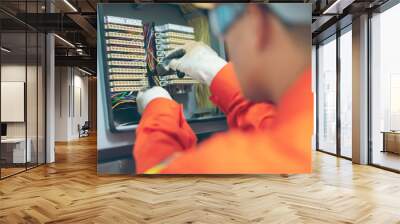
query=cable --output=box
[112,100,136,109]
[180,5,215,110]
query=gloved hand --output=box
[166,41,227,86]
[136,86,172,114]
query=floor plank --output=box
[1,135,400,223]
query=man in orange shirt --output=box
[134,3,312,174]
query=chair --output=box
[79,121,90,138]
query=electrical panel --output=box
[99,11,225,132]
[154,24,198,89]
[105,16,148,97]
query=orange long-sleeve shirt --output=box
[134,63,313,174]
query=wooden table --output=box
[381,131,400,154]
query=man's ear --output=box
[247,5,271,51]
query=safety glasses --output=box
[209,4,247,38]
[209,3,311,38]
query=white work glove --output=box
[167,41,227,86]
[136,86,172,114]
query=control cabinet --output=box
[98,4,226,132]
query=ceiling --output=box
[0,0,392,74]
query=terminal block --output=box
[154,24,198,87]
[104,15,149,112]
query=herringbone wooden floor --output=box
[1,135,400,224]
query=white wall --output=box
[55,67,89,141]
[71,72,89,139]
[1,64,26,82]
[1,64,37,138]
[1,64,26,139]
[55,66,69,141]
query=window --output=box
[339,27,352,158]
[317,36,337,154]
[0,1,47,179]
[370,3,400,171]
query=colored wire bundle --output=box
[111,91,136,109]
[144,24,157,69]
[144,23,161,86]
[112,24,159,110]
